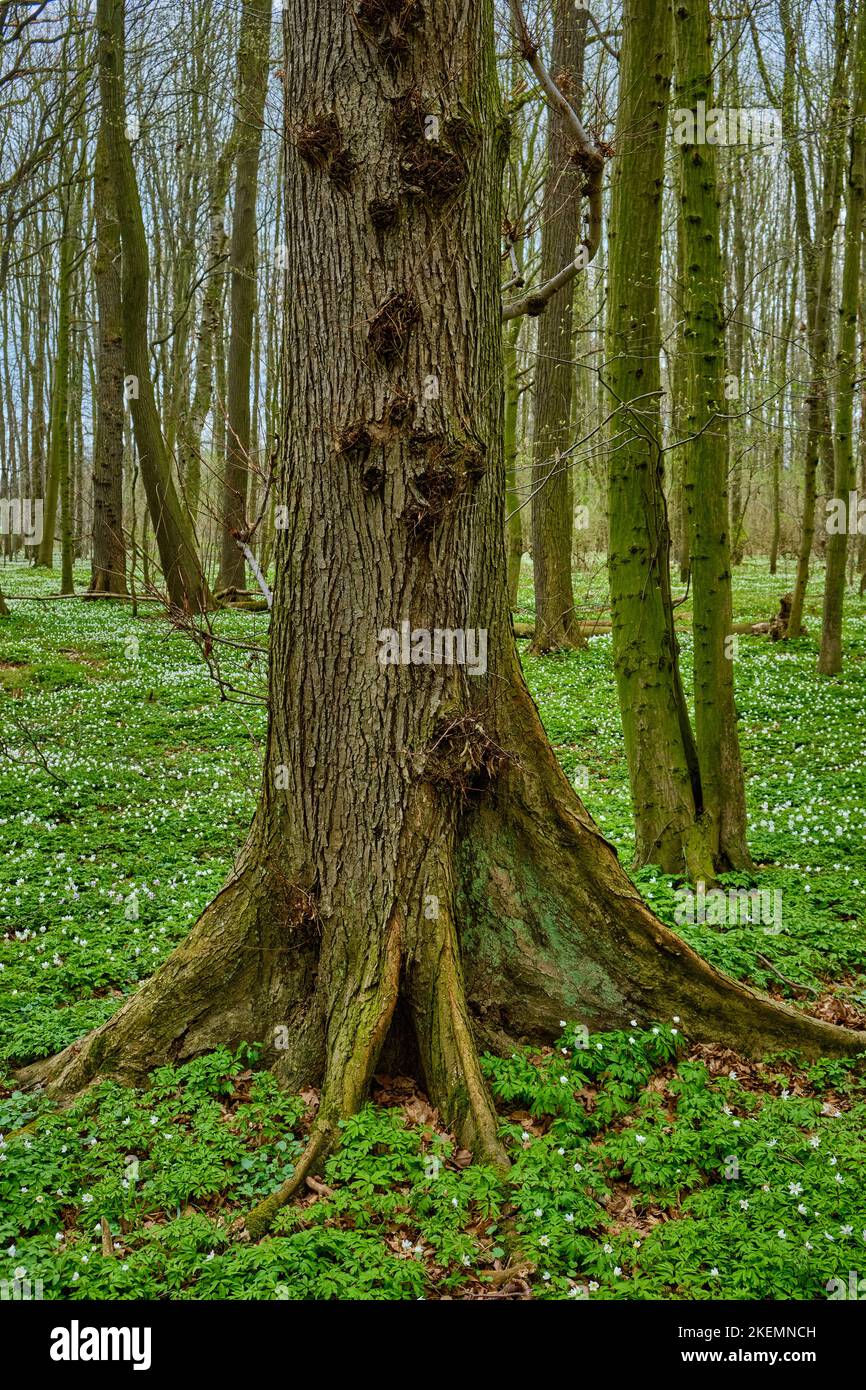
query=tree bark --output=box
[674,0,751,870]
[604,0,712,879]
[88,123,128,596]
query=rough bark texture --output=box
[675,0,751,870]
[22,0,866,1243]
[527,0,586,652]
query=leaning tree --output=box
[23,0,866,1238]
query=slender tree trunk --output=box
[97,0,210,613]
[178,153,232,524]
[770,255,796,576]
[605,0,712,879]
[817,3,866,675]
[858,247,866,593]
[28,234,49,562]
[504,315,524,606]
[217,0,271,592]
[527,0,586,652]
[675,0,751,870]
[37,164,77,570]
[60,145,84,594]
[672,212,691,583]
[783,0,848,638]
[23,0,866,1245]
[89,122,128,596]
[728,164,746,565]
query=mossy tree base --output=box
[20,656,866,1234]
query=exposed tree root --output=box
[244,912,403,1237]
[457,660,866,1062]
[16,836,324,1096]
[15,657,866,1246]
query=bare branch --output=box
[501,0,607,322]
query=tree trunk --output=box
[89,124,129,596]
[527,0,586,652]
[782,0,848,638]
[604,0,712,879]
[728,155,746,565]
[23,0,866,1243]
[28,234,49,561]
[675,0,751,870]
[178,151,232,524]
[503,315,524,606]
[672,212,691,584]
[817,3,866,675]
[36,177,74,569]
[858,245,866,594]
[769,257,795,577]
[97,0,210,613]
[217,0,271,592]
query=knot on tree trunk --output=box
[355,0,423,63]
[368,289,419,362]
[423,713,515,800]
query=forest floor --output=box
[1,557,865,1300]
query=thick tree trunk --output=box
[23,0,866,1244]
[217,0,271,592]
[527,0,587,652]
[88,125,128,597]
[817,4,866,675]
[675,0,751,870]
[97,0,210,613]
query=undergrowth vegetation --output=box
[2,558,865,1299]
